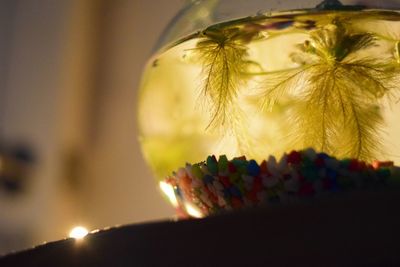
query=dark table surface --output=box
[1,190,400,267]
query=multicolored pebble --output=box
[163,148,400,217]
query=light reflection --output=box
[184,203,204,218]
[159,181,178,207]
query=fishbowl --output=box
[138,0,400,217]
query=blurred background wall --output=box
[0,0,184,254]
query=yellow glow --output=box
[69,226,89,239]
[184,203,204,218]
[198,8,210,18]
[159,181,178,207]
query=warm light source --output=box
[159,181,178,207]
[69,226,89,239]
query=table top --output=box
[1,190,400,267]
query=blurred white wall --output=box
[0,0,183,253]
[80,0,183,228]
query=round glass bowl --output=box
[138,0,400,216]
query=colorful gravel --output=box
[163,148,400,217]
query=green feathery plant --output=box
[194,26,254,129]
[192,16,399,160]
[193,26,260,155]
[259,18,398,160]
